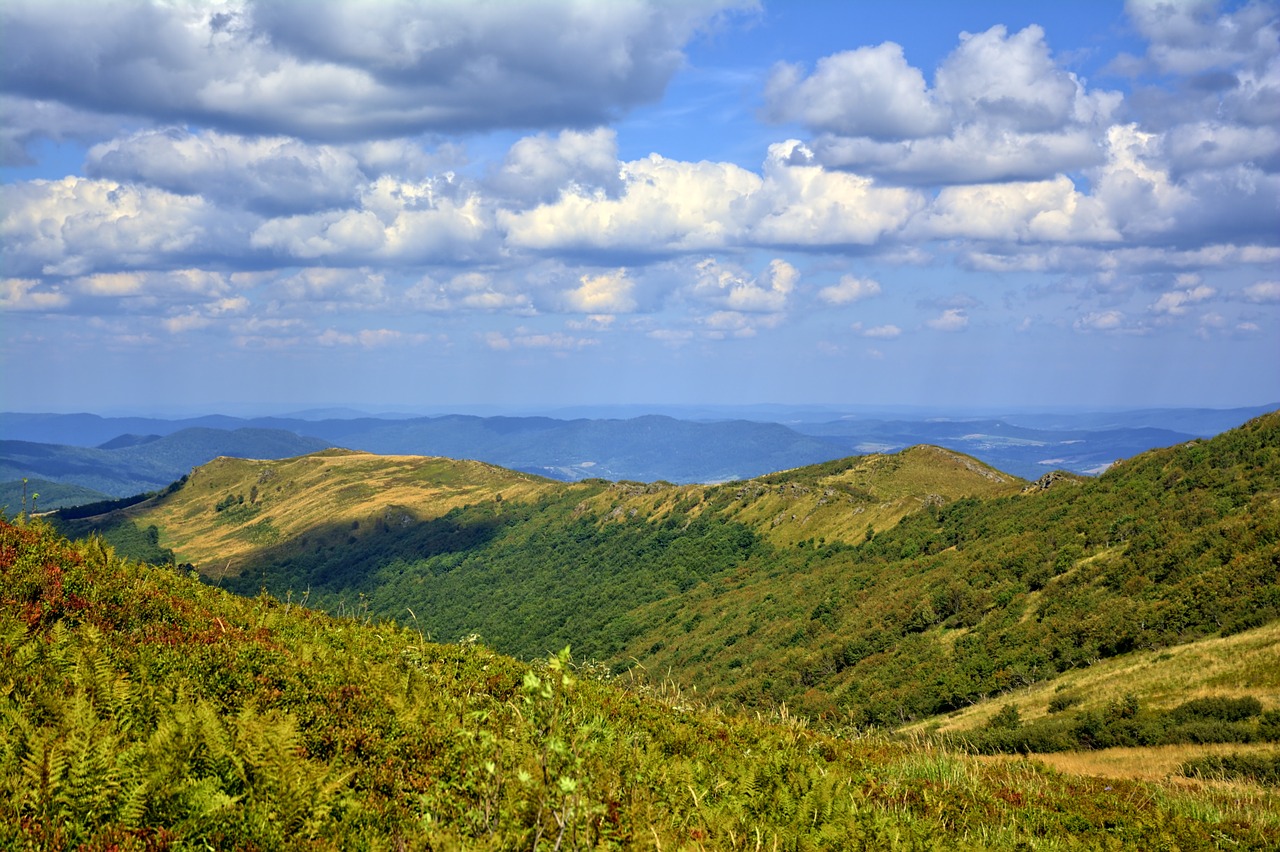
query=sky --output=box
[1,0,1278,416]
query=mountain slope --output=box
[59,412,1280,730]
[6,517,1276,849]
[73,443,1020,662]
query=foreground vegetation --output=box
[4,516,1279,849]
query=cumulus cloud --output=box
[1150,279,1216,315]
[488,128,623,205]
[250,176,494,264]
[0,0,751,143]
[407,271,535,314]
[272,268,389,307]
[562,269,637,314]
[0,177,248,277]
[87,129,369,214]
[912,175,1118,243]
[502,153,762,252]
[926,308,969,331]
[818,275,881,305]
[763,42,946,139]
[854,323,901,339]
[767,24,1122,183]
[690,257,797,314]
[750,141,922,246]
[1243,280,1280,303]
[0,277,69,311]
[1125,0,1279,78]
[1074,309,1127,331]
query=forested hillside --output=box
[3,517,1277,849]
[64,411,1280,731]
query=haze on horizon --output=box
[2,0,1278,416]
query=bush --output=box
[1179,753,1280,786]
[1048,692,1082,713]
[1169,696,1263,724]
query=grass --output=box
[983,742,1280,782]
[114,451,558,570]
[910,619,1280,735]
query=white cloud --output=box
[690,257,797,314]
[750,141,922,246]
[87,129,368,213]
[912,175,1118,243]
[407,271,535,314]
[0,277,69,311]
[764,42,946,138]
[1243,280,1280,303]
[563,269,637,314]
[0,177,246,277]
[926,308,969,331]
[489,128,622,205]
[819,275,881,305]
[0,0,753,142]
[859,323,901,339]
[934,25,1082,133]
[0,95,126,167]
[1165,122,1280,174]
[250,177,494,264]
[1074,310,1127,331]
[809,123,1108,185]
[273,268,389,306]
[1126,0,1279,77]
[769,24,1122,183]
[502,154,762,252]
[1150,283,1216,315]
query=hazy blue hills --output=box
[0,427,330,497]
[790,418,1200,477]
[2,406,1274,505]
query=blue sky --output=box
[1,0,1277,415]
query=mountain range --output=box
[4,403,1274,502]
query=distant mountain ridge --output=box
[0,428,330,496]
[4,405,1273,499]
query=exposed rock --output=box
[1023,470,1078,492]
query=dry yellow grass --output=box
[570,444,1025,547]
[914,620,1280,737]
[983,742,1280,783]
[123,449,559,572]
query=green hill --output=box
[3,517,1277,849]
[71,443,1020,665]
[60,412,1280,738]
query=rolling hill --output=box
[62,411,1280,737]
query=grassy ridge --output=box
[59,413,1280,732]
[3,516,1278,849]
